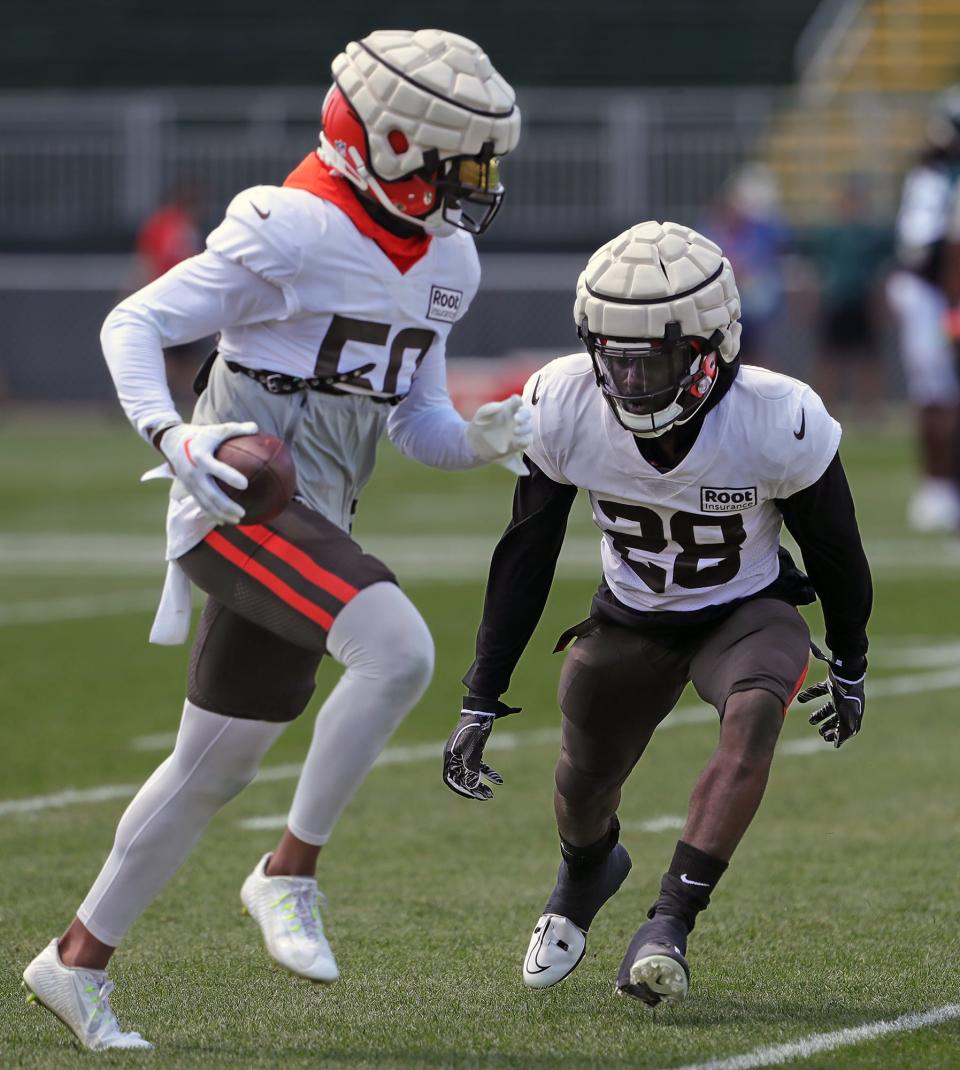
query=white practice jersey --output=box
[523,355,841,614]
[101,179,489,644]
[894,162,957,273]
[207,184,480,396]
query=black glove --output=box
[442,696,520,801]
[797,642,866,748]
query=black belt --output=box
[224,359,402,405]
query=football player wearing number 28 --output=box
[23,30,528,1050]
[443,222,872,1006]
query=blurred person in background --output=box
[134,179,204,281]
[21,28,528,1051]
[804,176,891,420]
[702,164,789,369]
[132,179,208,403]
[886,87,960,532]
[938,163,960,426]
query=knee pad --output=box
[383,615,435,695]
[329,583,435,698]
[555,751,620,811]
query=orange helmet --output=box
[319,30,520,236]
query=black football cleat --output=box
[521,842,632,990]
[544,842,632,933]
[615,914,690,1007]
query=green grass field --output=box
[2,412,959,1069]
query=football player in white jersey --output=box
[443,222,872,1007]
[23,30,529,1050]
[887,87,960,531]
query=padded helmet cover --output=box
[573,221,742,363]
[328,29,520,182]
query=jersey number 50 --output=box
[596,500,747,593]
[315,315,436,395]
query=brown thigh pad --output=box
[178,499,396,653]
[689,598,811,716]
[187,598,323,722]
[557,619,693,793]
[179,499,397,722]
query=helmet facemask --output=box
[580,320,722,437]
[433,152,504,235]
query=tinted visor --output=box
[593,339,700,416]
[436,156,504,234]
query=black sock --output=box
[647,840,728,933]
[559,814,620,874]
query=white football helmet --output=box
[319,29,521,236]
[573,221,742,437]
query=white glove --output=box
[157,421,259,525]
[466,396,533,475]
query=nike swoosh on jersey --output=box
[794,409,806,440]
[679,873,711,887]
[250,202,271,220]
[531,375,542,405]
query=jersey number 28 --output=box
[596,500,747,593]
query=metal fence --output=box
[0,86,784,249]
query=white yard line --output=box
[237,815,289,831]
[0,726,568,817]
[670,1003,960,1070]
[0,591,158,625]
[3,532,960,585]
[0,784,142,816]
[779,738,828,757]
[621,816,686,833]
[7,664,960,819]
[868,665,960,697]
[130,731,178,752]
[867,639,960,669]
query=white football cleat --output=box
[240,853,338,982]
[21,939,153,1051]
[522,913,586,989]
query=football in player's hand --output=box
[214,433,296,524]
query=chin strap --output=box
[318,136,453,236]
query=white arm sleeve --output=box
[386,343,484,470]
[101,250,289,442]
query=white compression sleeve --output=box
[386,343,484,470]
[76,701,285,946]
[286,582,434,845]
[101,251,288,442]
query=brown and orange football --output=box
[215,433,296,525]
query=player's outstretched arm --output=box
[386,345,531,471]
[779,452,872,746]
[441,460,577,800]
[465,396,533,474]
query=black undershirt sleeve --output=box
[462,457,578,700]
[777,452,872,664]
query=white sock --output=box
[286,582,434,845]
[77,701,285,946]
